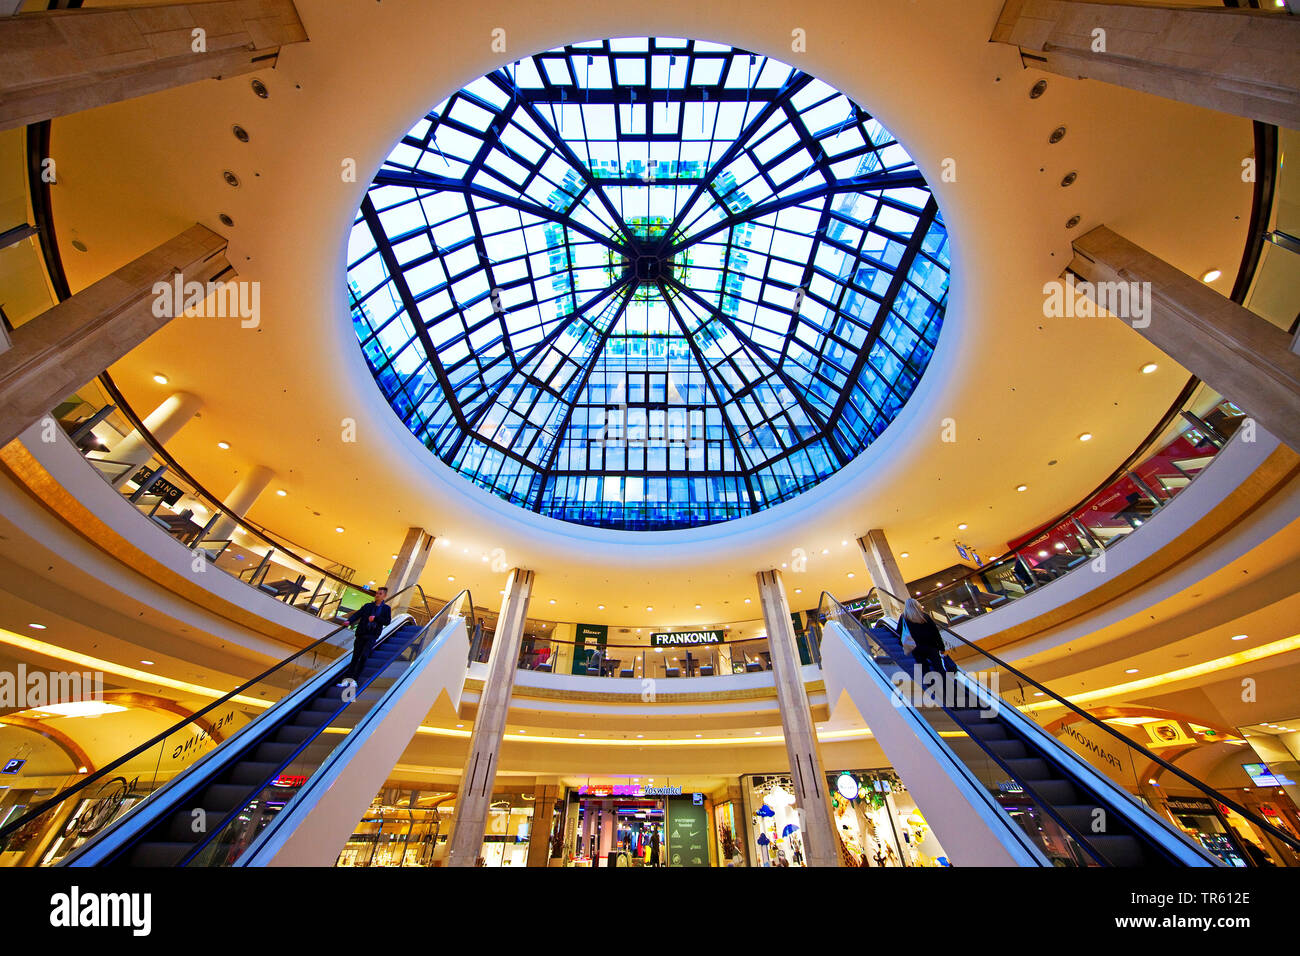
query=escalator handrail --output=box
[0,582,443,846]
[233,601,472,865]
[838,609,1200,865]
[856,586,1300,855]
[168,611,451,867]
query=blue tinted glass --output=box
[348,38,949,530]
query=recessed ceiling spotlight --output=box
[598,604,605,610]
[549,599,556,605]
[1231,634,1248,641]
[695,604,701,609]
[447,576,455,582]
[744,598,751,604]
[958,523,968,530]
[1141,363,1158,374]
[900,551,909,558]
[1201,269,1221,283]
[1016,485,1027,492]
[276,489,287,496]
[1054,542,1065,550]
[335,527,345,533]
[1078,432,1092,442]
[646,606,653,612]
[1038,550,1049,558]
[847,573,855,579]
[153,374,168,385]
[794,588,803,594]
[217,441,230,450]
[140,660,154,666]
[1125,668,1139,674]
[28,623,46,630]
[391,554,398,560]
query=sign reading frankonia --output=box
[650,629,724,647]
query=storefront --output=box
[564,784,712,866]
[743,770,950,867]
[1158,795,1250,867]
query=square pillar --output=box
[385,527,434,614]
[756,569,841,867]
[857,529,909,617]
[446,567,533,867]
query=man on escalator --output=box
[340,586,391,687]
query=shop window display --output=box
[743,770,949,867]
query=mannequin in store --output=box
[649,825,661,867]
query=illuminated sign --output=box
[1,759,25,775]
[578,784,685,797]
[650,630,723,647]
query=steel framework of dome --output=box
[347,37,950,530]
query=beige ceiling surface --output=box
[45,0,1256,626]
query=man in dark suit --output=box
[341,586,391,686]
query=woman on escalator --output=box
[899,599,949,680]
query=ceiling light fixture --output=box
[1141,363,1158,374]
[1231,634,1248,641]
[958,523,968,530]
[1078,432,1092,442]
[900,551,909,558]
[276,489,287,497]
[217,441,230,450]
[1201,269,1221,283]
[1016,484,1027,492]
[27,623,46,630]
[335,527,345,533]
[152,374,168,385]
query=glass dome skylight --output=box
[347,37,950,531]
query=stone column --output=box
[0,224,229,448]
[1070,225,1300,452]
[524,779,563,868]
[102,390,203,490]
[207,464,275,539]
[384,527,435,614]
[857,529,909,617]
[446,567,533,867]
[755,569,840,868]
[0,0,309,131]
[991,0,1299,129]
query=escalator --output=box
[95,620,426,866]
[862,617,1178,866]
[819,589,1300,867]
[0,586,473,867]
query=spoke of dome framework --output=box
[359,194,471,432]
[826,196,939,427]
[490,69,638,249]
[528,284,638,504]
[370,168,627,256]
[451,275,638,452]
[661,273,849,466]
[657,72,815,252]
[664,167,929,259]
[657,281,762,511]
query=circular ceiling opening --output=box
[347,37,950,531]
